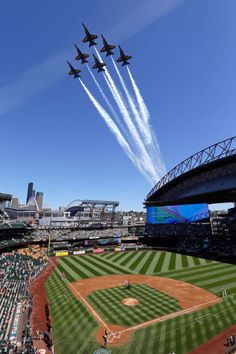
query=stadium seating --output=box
[32,227,129,241]
[0,253,46,353]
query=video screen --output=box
[147,204,209,224]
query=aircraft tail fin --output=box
[89,41,97,47]
[106,50,114,56]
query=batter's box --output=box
[195,313,218,324]
[107,331,121,342]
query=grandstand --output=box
[0,192,33,256]
[66,199,120,225]
[144,136,236,261]
[0,252,46,353]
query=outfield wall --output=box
[53,245,149,257]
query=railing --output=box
[147,136,236,200]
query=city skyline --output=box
[7,180,234,212]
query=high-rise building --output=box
[36,192,43,211]
[26,182,33,204]
[11,197,19,209]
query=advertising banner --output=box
[93,248,105,254]
[73,250,85,255]
[55,251,68,257]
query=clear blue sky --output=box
[1,0,235,210]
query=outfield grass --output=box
[46,251,236,353]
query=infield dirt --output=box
[68,274,221,346]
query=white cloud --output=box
[109,0,184,41]
[0,50,70,116]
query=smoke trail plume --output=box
[86,64,125,132]
[127,66,150,124]
[79,79,153,183]
[94,48,160,182]
[127,66,166,176]
[111,57,152,144]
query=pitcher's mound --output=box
[122,298,139,306]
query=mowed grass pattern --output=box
[46,251,236,353]
[129,295,236,354]
[87,284,181,326]
[162,261,236,296]
[46,270,98,354]
[58,251,215,281]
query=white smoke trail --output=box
[103,67,159,182]
[126,66,150,124]
[96,73,155,182]
[111,57,152,145]
[151,133,167,176]
[79,79,154,184]
[94,48,160,182]
[127,66,166,176]
[86,64,125,132]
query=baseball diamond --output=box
[87,284,181,326]
[45,251,236,353]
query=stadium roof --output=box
[67,199,119,209]
[145,136,236,206]
[0,193,12,203]
[66,199,119,217]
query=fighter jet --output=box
[82,23,98,47]
[100,35,116,56]
[74,44,89,64]
[67,61,81,78]
[116,46,132,66]
[92,54,106,73]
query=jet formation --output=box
[67,24,132,77]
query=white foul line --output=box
[49,258,222,338]
[49,258,109,330]
[119,297,222,334]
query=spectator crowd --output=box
[0,252,47,353]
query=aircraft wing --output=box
[117,57,123,62]
[69,69,80,74]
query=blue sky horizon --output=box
[1,0,235,210]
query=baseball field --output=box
[45,251,236,353]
